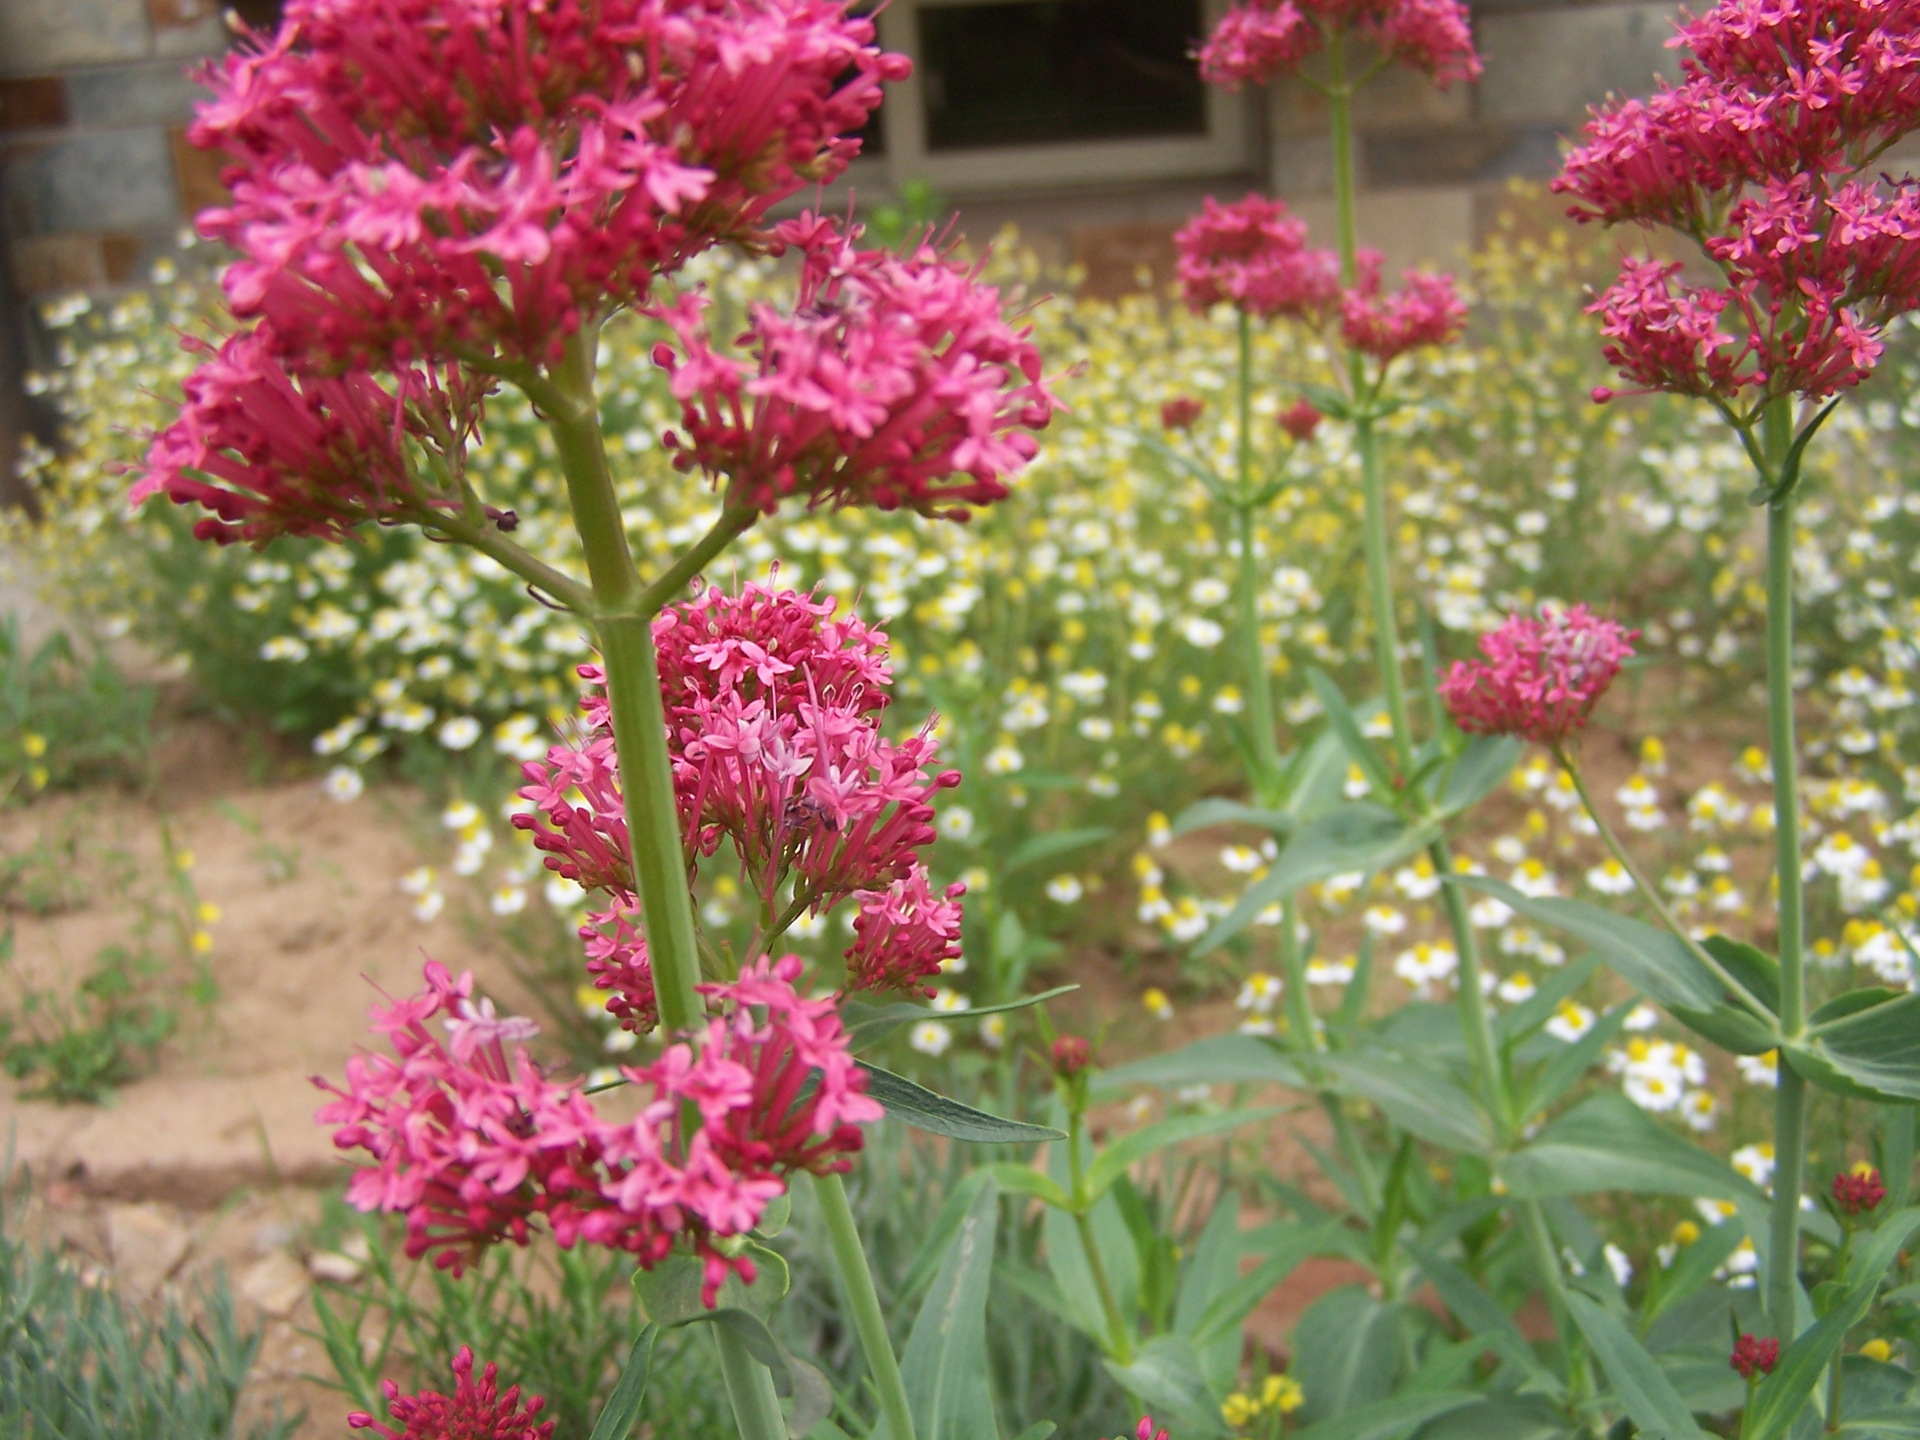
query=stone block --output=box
[1267,46,1471,138]
[0,0,151,75]
[1476,4,1685,126]
[1070,222,1178,299]
[3,127,178,234]
[106,1202,192,1299]
[0,77,68,134]
[148,0,225,60]
[171,125,226,211]
[1365,127,1516,187]
[1287,185,1475,272]
[68,61,205,127]
[1270,134,1342,198]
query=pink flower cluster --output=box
[349,1347,553,1440]
[515,583,964,1018]
[654,216,1058,519]
[316,956,879,1301]
[1175,195,1467,363]
[1436,606,1638,748]
[1197,0,1480,92]
[1555,0,1920,403]
[190,0,905,373]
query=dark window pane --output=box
[918,0,1204,152]
[840,2,887,157]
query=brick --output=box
[3,127,178,234]
[67,61,206,127]
[0,0,151,75]
[0,77,68,133]
[11,233,109,293]
[1475,4,1685,126]
[170,126,226,212]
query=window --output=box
[918,0,1206,151]
[867,0,1251,194]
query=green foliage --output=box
[0,1181,293,1440]
[0,614,155,803]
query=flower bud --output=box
[1279,399,1323,442]
[1731,1334,1780,1380]
[1051,1034,1093,1077]
[1161,396,1205,431]
[1833,1163,1887,1217]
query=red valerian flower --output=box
[1278,398,1324,441]
[1731,1333,1781,1379]
[349,1347,553,1440]
[1833,1162,1888,1216]
[316,956,878,1303]
[1339,267,1469,363]
[1197,0,1480,92]
[1555,0,1920,405]
[132,326,486,544]
[189,0,907,373]
[1174,195,1341,320]
[654,215,1058,520]
[1161,396,1206,431]
[1436,606,1639,747]
[515,582,966,1020]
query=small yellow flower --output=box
[175,849,196,872]
[196,901,222,925]
[1672,1220,1701,1247]
[1142,987,1173,1021]
[1860,1339,1892,1363]
[1221,1394,1259,1429]
[21,731,47,759]
[1262,1375,1304,1414]
[190,929,214,955]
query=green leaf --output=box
[1291,1392,1482,1440]
[1172,797,1297,837]
[633,1247,790,1326]
[1496,956,1601,1043]
[1407,1243,1562,1397]
[985,1162,1073,1210]
[1642,1220,1749,1326]
[1001,827,1113,879]
[1453,878,1779,1054]
[1785,990,1920,1102]
[1743,1208,1920,1440]
[588,1326,659,1440]
[1290,1286,1405,1423]
[1306,669,1400,801]
[1439,735,1522,816]
[1084,1107,1279,1203]
[842,986,1079,1052]
[1564,1292,1706,1440]
[1499,1094,1760,1202]
[889,1178,1002,1440]
[1106,1336,1228,1438]
[1315,1050,1491,1153]
[860,1063,1065,1144]
[1414,1396,1575,1440]
[1011,1425,1058,1440]
[901,1169,998,1297]
[1172,1190,1246,1391]
[1094,1034,1304,1094]
[1187,1219,1347,1348]
[1200,804,1436,954]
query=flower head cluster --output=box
[1437,605,1639,747]
[1197,0,1480,91]
[1833,1161,1887,1216]
[1731,1333,1781,1380]
[654,216,1059,519]
[189,0,905,373]
[1173,195,1340,319]
[132,329,485,544]
[1339,263,1469,362]
[1556,0,1920,403]
[515,583,964,1014]
[316,956,877,1301]
[349,1347,553,1440]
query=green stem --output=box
[406,503,594,614]
[638,503,760,616]
[1358,419,1414,776]
[1430,837,1509,1135]
[1069,1119,1133,1362]
[1763,406,1809,1340]
[1324,34,1360,287]
[1518,1200,1595,1411]
[814,1172,917,1440]
[714,1324,790,1440]
[1239,504,1283,797]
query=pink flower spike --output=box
[1197,0,1479,90]
[349,1347,553,1440]
[1437,606,1639,747]
[1174,194,1340,320]
[1339,269,1469,363]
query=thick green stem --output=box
[1518,1200,1595,1411]
[714,1325,790,1440]
[1324,35,1360,287]
[814,1172,916,1440]
[1763,417,1809,1340]
[407,503,594,614]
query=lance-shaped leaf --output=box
[842,986,1079,1052]
[588,1327,659,1440]
[884,1179,1002,1440]
[1564,1293,1706,1440]
[1453,877,1778,1054]
[1498,1094,1761,1201]
[1437,734,1522,816]
[1107,1336,1228,1438]
[1094,1033,1304,1094]
[1314,1050,1491,1154]
[860,1063,1065,1144]
[1083,1107,1279,1203]
[1783,989,1920,1102]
